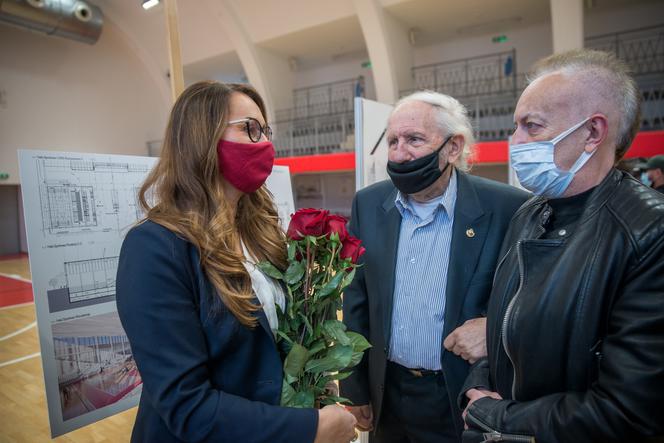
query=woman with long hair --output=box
[116,81,357,443]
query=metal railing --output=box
[640,79,664,131]
[272,76,364,157]
[276,76,365,121]
[404,49,519,99]
[586,23,664,77]
[147,26,664,159]
[273,110,355,158]
[462,93,518,141]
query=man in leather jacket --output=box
[459,49,664,443]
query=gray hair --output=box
[528,49,641,161]
[393,90,475,171]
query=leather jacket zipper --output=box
[501,240,525,399]
[493,244,515,288]
[466,408,535,442]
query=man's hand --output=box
[346,404,373,432]
[462,388,502,429]
[315,405,358,443]
[443,317,487,363]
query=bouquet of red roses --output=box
[258,208,371,408]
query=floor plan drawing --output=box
[19,150,295,437]
[20,150,159,437]
[35,157,150,237]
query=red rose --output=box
[287,208,329,240]
[339,235,366,264]
[324,214,348,242]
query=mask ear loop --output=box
[551,117,590,145]
[553,117,596,174]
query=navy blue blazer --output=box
[340,171,530,436]
[116,220,318,443]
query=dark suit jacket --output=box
[116,220,318,443]
[340,171,529,436]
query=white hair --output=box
[393,90,476,171]
[528,49,641,160]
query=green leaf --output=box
[284,343,309,378]
[305,356,337,374]
[257,261,284,280]
[304,346,353,374]
[322,320,351,346]
[348,351,364,368]
[316,272,345,299]
[297,311,314,337]
[287,241,297,261]
[327,344,354,367]
[327,371,353,381]
[284,372,298,385]
[281,379,296,406]
[307,339,326,356]
[276,330,294,345]
[284,261,306,285]
[346,331,372,353]
[292,390,315,408]
[305,345,353,373]
[340,268,356,290]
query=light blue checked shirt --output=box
[388,170,457,371]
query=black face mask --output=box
[386,135,453,194]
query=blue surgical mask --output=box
[641,172,652,187]
[510,118,593,198]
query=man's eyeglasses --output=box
[227,117,273,143]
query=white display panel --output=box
[19,150,295,437]
[354,97,394,191]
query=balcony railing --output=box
[640,79,664,131]
[586,23,664,78]
[149,26,664,160]
[276,76,364,121]
[405,49,520,99]
[273,77,364,157]
[273,109,355,158]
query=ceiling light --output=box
[142,0,159,10]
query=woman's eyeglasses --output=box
[227,117,273,143]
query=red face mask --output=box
[217,139,275,194]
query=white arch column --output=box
[550,0,584,53]
[203,0,294,120]
[353,0,413,104]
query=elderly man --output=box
[645,154,664,193]
[340,91,529,442]
[461,50,664,442]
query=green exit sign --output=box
[361,61,372,68]
[0,172,9,180]
[492,35,508,43]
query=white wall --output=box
[294,54,377,101]
[0,21,169,186]
[584,1,664,37]
[412,22,552,79]
[413,1,664,77]
[290,1,664,98]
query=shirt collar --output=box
[395,168,458,218]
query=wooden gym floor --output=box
[0,255,136,442]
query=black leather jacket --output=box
[460,169,664,443]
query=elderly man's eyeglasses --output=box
[227,117,273,143]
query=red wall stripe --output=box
[274,130,664,173]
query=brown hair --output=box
[139,81,286,327]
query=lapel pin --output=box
[466,228,475,238]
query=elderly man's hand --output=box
[345,404,373,432]
[443,317,487,363]
[462,388,503,429]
